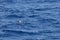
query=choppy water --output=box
[0,0,60,40]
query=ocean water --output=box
[0,0,60,40]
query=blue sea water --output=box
[0,0,60,40]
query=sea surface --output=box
[0,0,60,40]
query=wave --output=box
[5,14,24,19]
